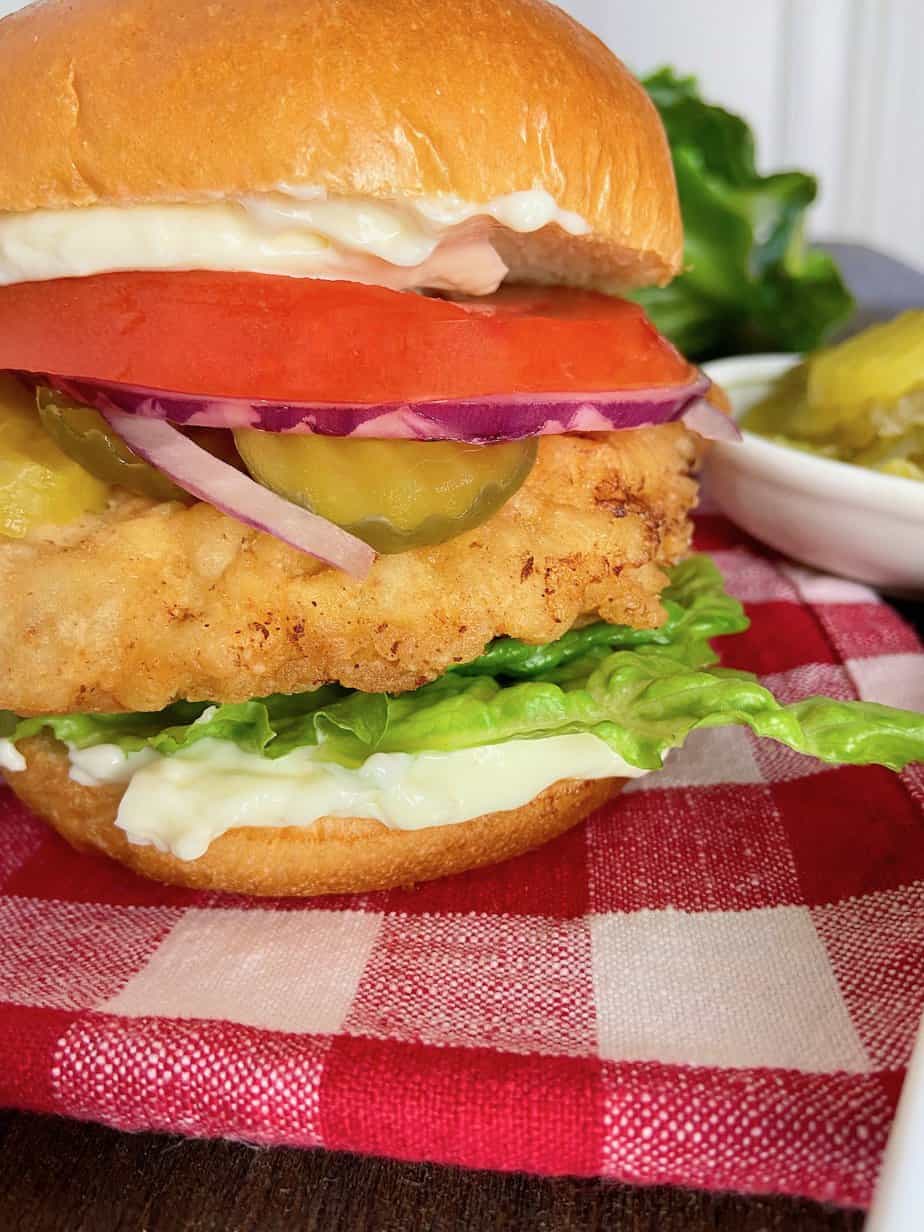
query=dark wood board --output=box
[0,1110,864,1232]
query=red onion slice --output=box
[100,410,375,579]
[46,373,712,443]
[681,398,742,442]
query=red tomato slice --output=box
[0,272,696,403]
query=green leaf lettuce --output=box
[635,68,854,361]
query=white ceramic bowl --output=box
[702,354,924,597]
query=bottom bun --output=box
[5,735,625,896]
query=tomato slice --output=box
[0,272,695,403]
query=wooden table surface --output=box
[0,1110,865,1232]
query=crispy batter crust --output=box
[0,425,698,714]
[5,735,623,896]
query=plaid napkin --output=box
[0,511,921,1209]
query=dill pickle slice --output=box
[233,432,538,553]
[741,362,810,438]
[36,387,193,503]
[0,375,109,537]
[808,309,924,419]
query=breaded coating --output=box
[0,425,698,714]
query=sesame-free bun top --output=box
[0,0,681,288]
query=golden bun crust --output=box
[0,426,698,715]
[0,0,681,288]
[6,735,624,896]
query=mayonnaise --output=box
[49,733,640,862]
[67,743,159,787]
[0,738,25,772]
[0,189,589,294]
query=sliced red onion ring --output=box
[46,373,712,443]
[99,410,375,579]
[681,398,743,442]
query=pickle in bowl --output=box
[742,311,924,481]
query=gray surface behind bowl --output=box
[818,242,924,336]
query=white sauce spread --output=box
[0,189,590,294]
[0,733,642,861]
[0,738,25,772]
[67,743,159,787]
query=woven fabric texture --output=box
[1,514,921,1209]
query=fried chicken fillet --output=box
[0,425,698,715]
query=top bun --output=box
[0,0,681,288]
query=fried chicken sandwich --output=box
[0,0,920,895]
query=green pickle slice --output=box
[234,431,539,553]
[37,388,193,503]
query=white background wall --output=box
[558,0,923,268]
[0,0,920,268]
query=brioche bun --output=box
[0,0,681,288]
[5,736,624,896]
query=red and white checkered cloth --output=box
[1,512,922,1209]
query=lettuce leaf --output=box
[3,556,922,773]
[455,556,749,677]
[635,68,854,361]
